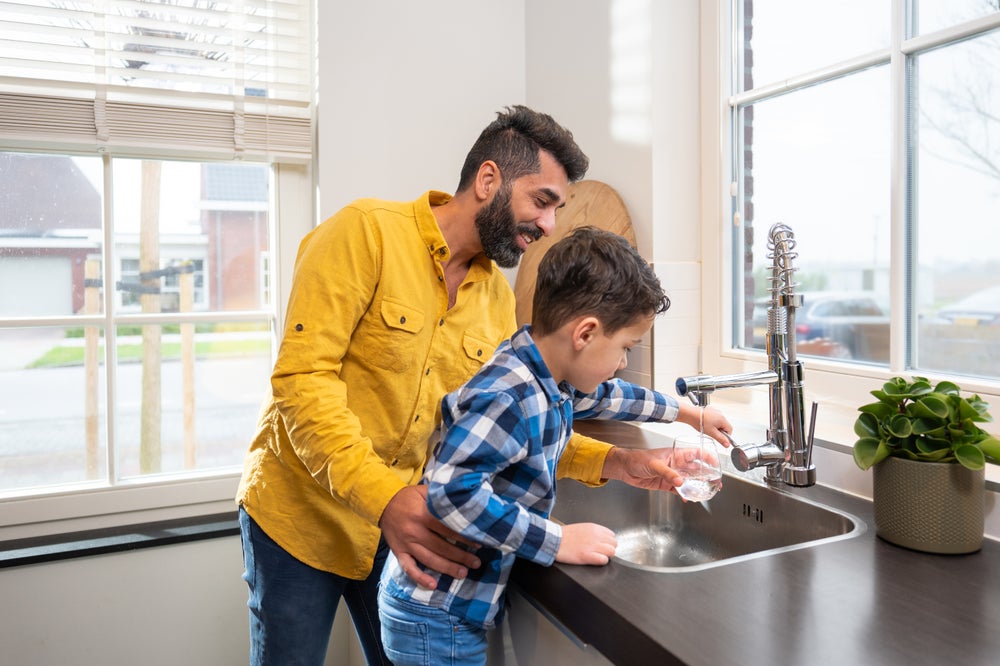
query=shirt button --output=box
[439,319,444,326]
[399,316,406,324]
[438,248,446,256]
[477,349,482,356]
[438,275,444,282]
[391,459,399,467]
[425,369,431,375]
[295,323,303,331]
[414,415,420,422]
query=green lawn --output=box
[29,338,270,368]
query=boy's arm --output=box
[570,378,676,423]
[557,379,673,486]
[559,378,733,486]
[426,391,563,567]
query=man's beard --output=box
[475,184,540,268]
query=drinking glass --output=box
[671,433,723,501]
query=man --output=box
[237,105,717,665]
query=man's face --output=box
[475,182,524,268]
[475,150,569,268]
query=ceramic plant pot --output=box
[872,456,985,554]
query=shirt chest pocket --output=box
[462,333,490,362]
[364,297,425,372]
[461,332,492,373]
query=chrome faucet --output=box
[676,223,817,487]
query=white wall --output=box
[524,0,702,389]
[316,0,527,219]
[0,538,249,666]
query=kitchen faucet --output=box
[676,223,817,487]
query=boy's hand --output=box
[675,404,734,447]
[555,522,617,565]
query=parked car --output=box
[936,285,1000,327]
[751,291,890,363]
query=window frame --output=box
[0,159,313,542]
[699,1,1000,479]
[0,0,316,538]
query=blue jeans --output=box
[378,584,488,666]
[239,506,391,666]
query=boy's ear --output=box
[572,316,601,350]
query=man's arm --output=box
[560,404,732,490]
[270,209,406,525]
[556,432,681,490]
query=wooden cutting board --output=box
[513,179,636,326]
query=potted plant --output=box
[853,376,1000,554]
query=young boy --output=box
[378,226,732,665]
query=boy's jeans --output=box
[378,584,488,666]
[239,506,391,666]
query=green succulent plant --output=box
[853,376,1000,471]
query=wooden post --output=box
[140,160,162,475]
[84,258,100,478]
[180,265,196,468]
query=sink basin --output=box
[552,473,865,572]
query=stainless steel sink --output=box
[552,473,865,572]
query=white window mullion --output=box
[889,0,909,373]
[101,151,118,487]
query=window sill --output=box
[0,473,241,541]
[0,511,238,569]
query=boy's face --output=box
[567,314,654,394]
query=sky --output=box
[74,157,202,234]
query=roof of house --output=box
[0,154,101,235]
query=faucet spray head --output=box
[676,376,714,406]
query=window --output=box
[700,1,999,480]
[721,1,999,384]
[0,1,314,531]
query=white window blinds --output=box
[0,0,313,161]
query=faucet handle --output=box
[688,391,711,407]
[731,442,785,472]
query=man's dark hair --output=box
[531,226,670,336]
[457,105,589,192]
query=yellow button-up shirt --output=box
[237,191,611,578]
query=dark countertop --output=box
[511,420,1000,666]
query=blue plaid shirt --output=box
[381,325,678,628]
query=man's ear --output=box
[475,160,501,202]
[572,316,601,351]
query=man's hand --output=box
[379,485,481,589]
[601,447,684,491]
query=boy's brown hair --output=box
[531,226,670,336]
